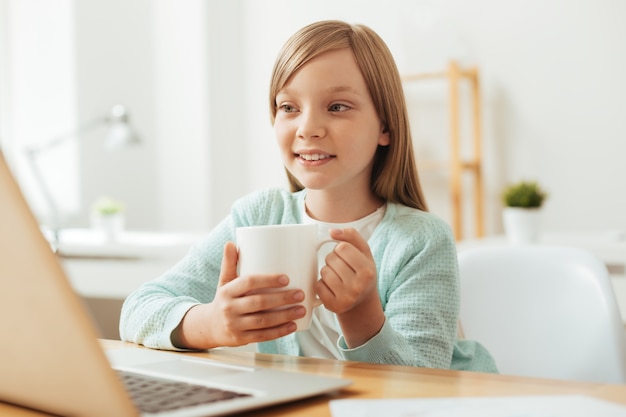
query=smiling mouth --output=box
[297,153,332,161]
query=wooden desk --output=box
[2,339,626,416]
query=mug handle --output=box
[312,239,338,308]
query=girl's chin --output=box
[290,177,331,191]
[285,166,339,190]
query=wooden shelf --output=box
[403,61,484,240]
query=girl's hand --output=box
[316,228,385,347]
[172,242,306,350]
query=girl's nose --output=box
[296,110,325,140]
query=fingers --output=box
[235,286,305,313]
[318,228,378,313]
[230,320,299,346]
[193,242,313,348]
[218,241,239,286]
[326,228,374,276]
[218,296,306,346]
[176,300,304,349]
[239,305,306,332]
[215,270,306,343]
[329,227,373,258]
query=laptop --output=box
[0,150,351,417]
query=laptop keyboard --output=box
[116,370,252,414]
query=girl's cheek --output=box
[274,122,295,143]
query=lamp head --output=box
[104,105,140,151]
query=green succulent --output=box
[92,196,125,215]
[501,181,547,208]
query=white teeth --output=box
[299,153,329,161]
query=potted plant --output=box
[501,181,548,244]
[91,196,126,242]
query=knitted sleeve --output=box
[338,207,460,368]
[118,188,299,350]
[118,214,233,350]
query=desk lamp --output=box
[24,105,140,248]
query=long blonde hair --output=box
[269,20,427,211]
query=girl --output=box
[120,20,497,372]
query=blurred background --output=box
[1,0,625,239]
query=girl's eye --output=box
[329,103,350,112]
[279,104,297,113]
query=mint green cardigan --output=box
[120,188,497,373]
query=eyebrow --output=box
[277,85,360,97]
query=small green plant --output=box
[92,196,125,216]
[501,181,547,208]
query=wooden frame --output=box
[403,61,484,240]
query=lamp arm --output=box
[25,116,107,155]
[23,115,107,248]
[20,106,135,248]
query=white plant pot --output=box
[91,212,125,242]
[502,207,542,244]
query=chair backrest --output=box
[458,244,626,384]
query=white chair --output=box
[457,244,626,384]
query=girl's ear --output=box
[378,124,391,146]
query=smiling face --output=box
[273,48,390,199]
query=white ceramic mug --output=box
[236,224,333,331]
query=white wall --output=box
[72,0,158,230]
[2,0,626,238]
[152,0,212,232]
